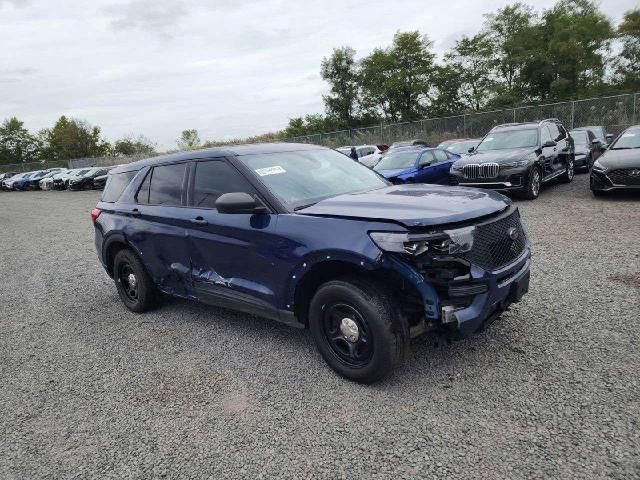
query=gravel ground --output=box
[1,174,639,479]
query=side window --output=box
[102,170,138,203]
[140,163,187,206]
[547,122,562,141]
[193,160,258,209]
[419,151,435,166]
[541,126,553,144]
[136,169,152,204]
[432,149,449,163]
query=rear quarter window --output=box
[101,170,138,203]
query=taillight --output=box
[91,208,102,225]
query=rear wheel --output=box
[113,249,158,312]
[309,277,408,384]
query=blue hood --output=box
[376,167,416,179]
[297,184,510,228]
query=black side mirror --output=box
[605,134,613,143]
[419,162,430,169]
[215,192,267,214]
[591,139,601,146]
[468,147,475,153]
[542,140,557,148]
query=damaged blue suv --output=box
[93,143,531,383]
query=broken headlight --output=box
[369,226,475,256]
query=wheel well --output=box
[293,260,422,327]
[104,240,129,277]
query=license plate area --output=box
[509,271,530,303]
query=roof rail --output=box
[539,118,561,124]
[491,122,524,130]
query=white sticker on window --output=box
[256,166,286,176]
[484,137,494,142]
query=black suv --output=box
[450,119,575,199]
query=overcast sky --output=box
[0,0,635,150]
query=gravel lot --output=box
[1,174,639,479]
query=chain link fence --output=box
[1,93,637,174]
[284,92,639,147]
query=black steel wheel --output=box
[113,249,158,313]
[309,277,408,384]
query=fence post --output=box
[570,101,575,129]
[634,93,638,125]
[463,114,467,137]
[513,108,516,122]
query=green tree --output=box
[320,47,360,128]
[177,129,201,150]
[538,0,613,99]
[113,134,156,156]
[429,65,465,116]
[359,48,395,120]
[47,116,110,160]
[0,117,43,164]
[445,33,496,111]
[281,114,339,138]
[614,8,640,90]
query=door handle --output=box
[130,208,141,216]
[190,217,208,226]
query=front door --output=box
[185,159,282,318]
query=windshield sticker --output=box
[256,166,286,176]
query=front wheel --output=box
[559,157,575,183]
[522,167,542,200]
[308,277,408,384]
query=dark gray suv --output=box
[450,119,575,200]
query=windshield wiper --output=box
[611,147,639,150]
[293,202,318,211]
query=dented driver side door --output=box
[185,159,282,317]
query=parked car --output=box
[11,171,40,191]
[445,139,481,156]
[336,145,388,168]
[93,174,109,190]
[573,125,613,150]
[68,167,111,191]
[25,170,54,190]
[388,139,429,150]
[92,143,531,383]
[1,172,24,190]
[569,129,602,171]
[53,168,90,190]
[373,147,460,185]
[39,169,69,190]
[590,124,640,196]
[450,119,575,200]
[0,172,18,186]
[437,138,473,150]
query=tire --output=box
[559,156,575,183]
[522,166,542,200]
[113,249,158,313]
[308,276,409,384]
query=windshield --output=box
[477,129,538,151]
[374,151,419,170]
[448,140,478,154]
[610,129,640,149]
[584,126,605,139]
[570,131,589,145]
[239,149,389,209]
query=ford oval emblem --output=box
[508,227,519,241]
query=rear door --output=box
[185,158,282,317]
[126,162,194,296]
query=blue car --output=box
[93,143,531,383]
[373,147,460,184]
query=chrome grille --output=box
[462,209,528,270]
[608,168,640,186]
[462,163,500,179]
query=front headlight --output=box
[592,160,607,172]
[369,226,475,256]
[500,159,529,169]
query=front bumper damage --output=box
[388,246,531,338]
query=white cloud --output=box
[0,0,635,149]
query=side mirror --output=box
[419,162,430,169]
[605,134,613,143]
[215,192,267,214]
[542,140,557,148]
[468,147,475,153]
[591,139,601,145]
